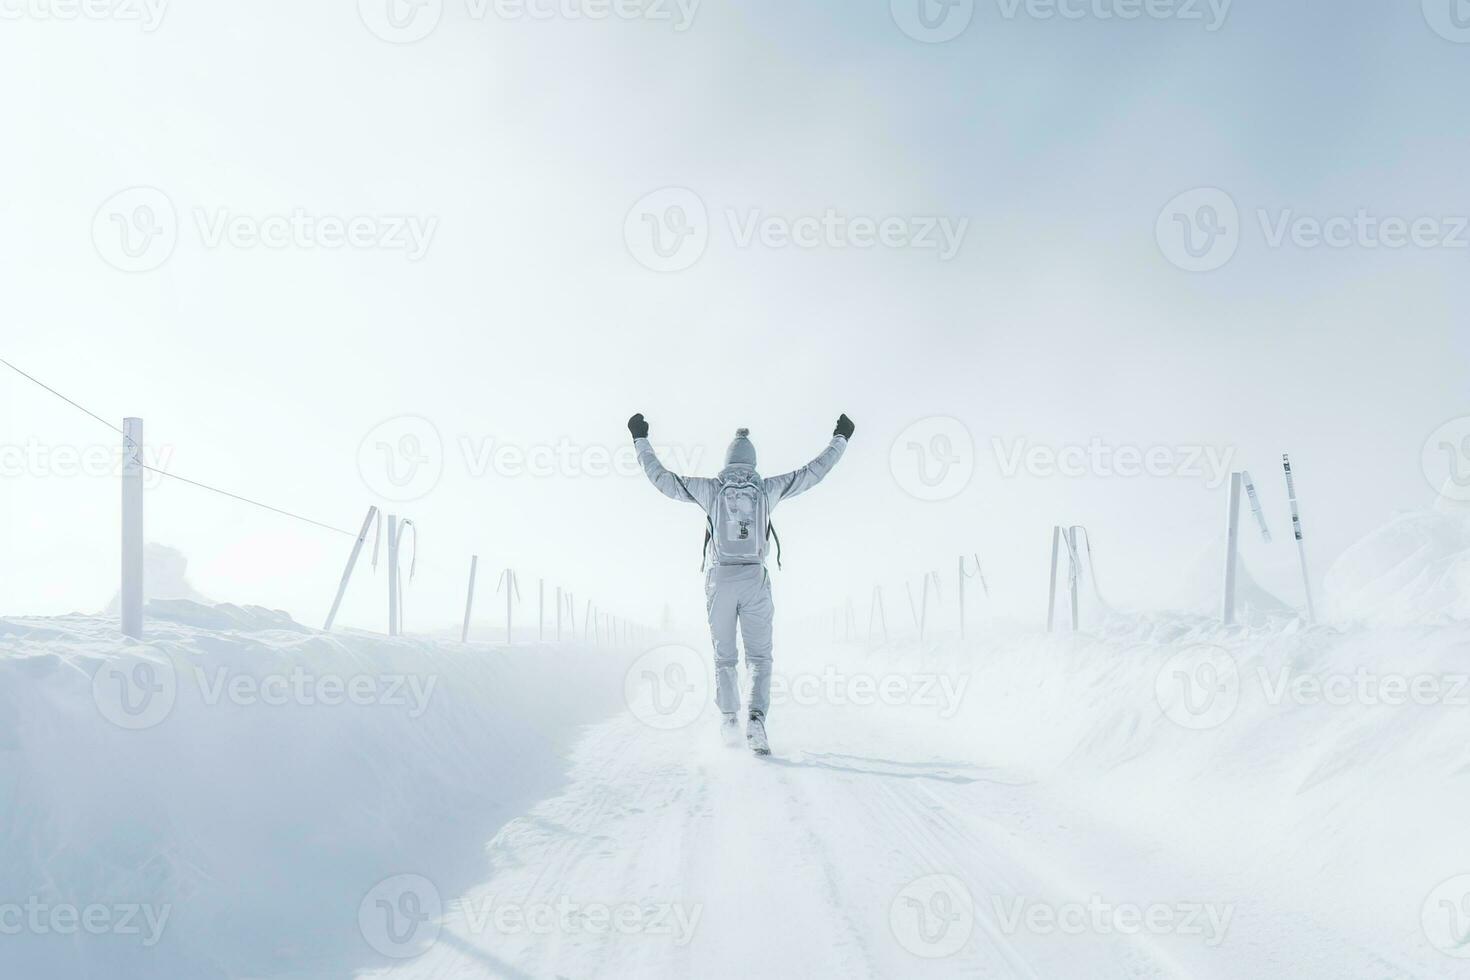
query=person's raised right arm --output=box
[628,413,715,510]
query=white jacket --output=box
[634,435,848,565]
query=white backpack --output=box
[675,473,782,569]
[712,478,766,565]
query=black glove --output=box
[628,413,649,440]
[834,413,855,440]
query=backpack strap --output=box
[766,521,782,570]
[671,473,715,571]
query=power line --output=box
[3,354,354,538]
[0,356,123,435]
[141,465,355,538]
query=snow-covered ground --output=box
[5,516,1470,978]
[0,604,635,979]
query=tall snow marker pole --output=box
[387,514,400,637]
[1046,525,1061,632]
[1283,454,1316,623]
[1242,471,1271,542]
[556,586,563,642]
[461,555,478,643]
[921,573,933,643]
[1222,472,1242,626]
[120,417,144,640]
[498,568,519,643]
[1066,526,1080,631]
[906,579,925,640]
[868,585,888,647]
[958,556,966,641]
[324,506,378,631]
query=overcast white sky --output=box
[3,0,1468,633]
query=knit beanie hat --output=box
[725,427,757,467]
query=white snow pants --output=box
[704,563,774,716]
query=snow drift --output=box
[823,610,1470,977]
[0,603,635,980]
[1324,510,1470,625]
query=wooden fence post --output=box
[120,417,144,639]
[324,506,378,631]
[1222,472,1242,626]
[461,555,478,642]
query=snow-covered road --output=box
[8,609,1468,979]
[367,675,1427,979]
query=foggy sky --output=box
[3,0,1468,633]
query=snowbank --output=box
[817,613,1470,976]
[1324,510,1470,625]
[102,543,215,615]
[0,603,636,980]
[8,573,1470,977]
[1164,537,1297,626]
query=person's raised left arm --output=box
[763,414,854,505]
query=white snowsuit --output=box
[634,434,847,715]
